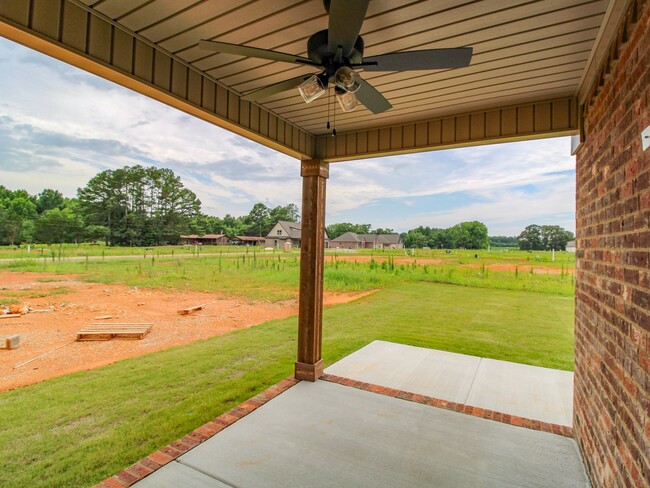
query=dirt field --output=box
[0,271,370,392]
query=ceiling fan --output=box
[199,0,472,115]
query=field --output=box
[0,246,575,487]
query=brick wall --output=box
[574,0,650,486]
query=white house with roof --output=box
[330,232,403,250]
[265,221,329,249]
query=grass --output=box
[0,281,573,487]
[0,243,263,260]
[0,286,72,306]
[0,249,575,300]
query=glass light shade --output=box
[298,75,326,103]
[336,90,359,112]
[334,66,360,93]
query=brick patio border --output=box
[94,377,299,488]
[321,373,573,438]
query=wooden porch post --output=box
[295,159,329,381]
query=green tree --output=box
[269,203,300,224]
[461,221,489,249]
[78,165,201,246]
[518,224,573,251]
[1,197,37,245]
[325,222,373,239]
[518,224,543,251]
[490,236,518,248]
[403,230,428,248]
[35,189,65,214]
[541,225,574,251]
[404,222,488,249]
[221,214,248,237]
[247,203,271,236]
[85,225,109,244]
[36,208,83,244]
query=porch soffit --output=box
[0,0,627,162]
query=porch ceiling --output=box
[0,0,628,161]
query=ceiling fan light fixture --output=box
[336,89,359,112]
[334,66,360,93]
[298,74,326,103]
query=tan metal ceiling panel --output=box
[138,0,246,43]
[90,0,150,21]
[203,0,592,87]
[223,9,604,103]
[0,0,313,159]
[116,1,201,33]
[1,0,624,161]
[189,0,606,132]
[157,0,307,54]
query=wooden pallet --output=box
[76,323,153,341]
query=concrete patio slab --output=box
[325,340,573,426]
[134,461,232,487]
[466,357,573,426]
[145,380,587,487]
[324,340,481,404]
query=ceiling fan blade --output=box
[361,47,473,71]
[328,0,369,56]
[355,78,392,114]
[199,40,318,66]
[241,75,313,102]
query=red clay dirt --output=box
[325,255,444,265]
[325,255,573,275]
[0,271,371,392]
[460,263,574,275]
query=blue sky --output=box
[0,37,575,236]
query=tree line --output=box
[402,221,490,249]
[0,164,574,250]
[517,224,574,251]
[0,165,300,246]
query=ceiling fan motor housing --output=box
[307,29,364,66]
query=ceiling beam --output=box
[316,97,579,162]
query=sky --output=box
[0,37,576,236]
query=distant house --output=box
[232,236,266,246]
[265,221,329,248]
[179,233,229,245]
[566,240,576,252]
[330,232,403,250]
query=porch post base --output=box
[294,359,324,382]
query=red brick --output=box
[139,458,161,471]
[574,2,650,487]
[158,446,182,460]
[148,451,173,466]
[96,478,127,488]
[125,463,153,481]
[115,470,138,486]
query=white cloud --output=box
[395,180,576,236]
[0,38,575,234]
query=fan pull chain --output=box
[332,89,337,137]
[326,87,331,130]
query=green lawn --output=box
[0,243,249,259]
[0,282,573,487]
[0,249,574,301]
